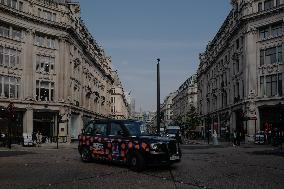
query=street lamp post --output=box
[156,58,161,135]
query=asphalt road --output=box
[0,143,283,189]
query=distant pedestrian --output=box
[212,130,218,145]
[32,132,37,145]
[233,130,237,147]
[36,131,42,147]
[225,127,230,142]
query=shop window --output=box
[0,75,20,99]
[36,80,54,101]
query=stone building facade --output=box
[172,74,198,123]
[110,71,129,119]
[0,0,114,142]
[197,0,284,140]
[160,91,177,127]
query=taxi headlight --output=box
[150,143,159,150]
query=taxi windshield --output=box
[124,121,148,136]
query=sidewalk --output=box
[182,138,261,148]
[0,142,78,152]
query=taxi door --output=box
[108,121,128,162]
[90,121,109,160]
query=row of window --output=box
[0,0,23,11]
[0,75,20,99]
[260,45,282,65]
[259,23,282,40]
[260,73,282,97]
[0,46,21,68]
[35,34,56,49]
[0,78,56,101]
[38,8,56,22]
[258,0,281,12]
[0,23,22,40]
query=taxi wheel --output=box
[81,147,92,162]
[128,152,145,172]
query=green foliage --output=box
[173,106,200,131]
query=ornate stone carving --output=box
[26,104,33,110]
[248,89,256,99]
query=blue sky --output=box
[78,0,231,112]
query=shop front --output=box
[0,107,23,145]
[259,105,284,132]
[33,111,56,143]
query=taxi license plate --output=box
[170,155,180,161]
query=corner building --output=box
[197,0,284,141]
[0,0,114,142]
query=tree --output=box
[183,106,200,131]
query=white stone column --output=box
[23,106,33,135]
[23,29,35,100]
[77,113,84,137]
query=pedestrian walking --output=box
[36,131,42,147]
[212,130,218,145]
[32,132,37,146]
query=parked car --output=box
[165,126,182,144]
[78,119,181,171]
[254,131,265,144]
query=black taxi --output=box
[78,119,181,171]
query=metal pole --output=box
[156,58,160,135]
[8,120,11,149]
[255,119,256,135]
[57,114,59,149]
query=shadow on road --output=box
[0,151,35,157]
[248,149,284,157]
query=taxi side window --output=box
[110,122,124,136]
[84,123,95,135]
[92,123,107,136]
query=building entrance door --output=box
[33,112,55,142]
